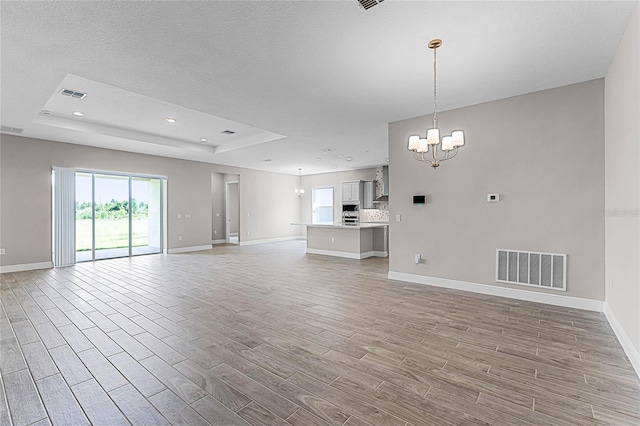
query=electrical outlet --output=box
[414,253,421,264]
[246,231,250,235]
[178,235,182,241]
[216,213,220,217]
[0,248,5,255]
[331,237,335,243]
[214,230,217,235]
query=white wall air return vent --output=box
[1,125,24,134]
[357,0,385,10]
[496,249,566,291]
[60,89,87,99]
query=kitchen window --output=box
[312,186,333,225]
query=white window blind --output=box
[53,167,76,266]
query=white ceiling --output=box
[1,1,636,175]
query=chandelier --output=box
[408,39,464,169]
[295,168,305,198]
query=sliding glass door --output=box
[75,172,94,262]
[131,177,162,256]
[74,171,164,262]
[94,174,130,260]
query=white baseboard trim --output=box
[211,239,227,245]
[387,271,604,312]
[0,261,54,273]
[306,249,386,259]
[307,248,362,259]
[604,302,640,379]
[167,245,212,254]
[239,236,304,246]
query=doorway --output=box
[225,181,239,244]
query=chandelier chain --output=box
[433,44,437,129]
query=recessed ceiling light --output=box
[165,117,177,123]
[200,138,208,143]
[346,157,353,161]
[72,111,84,117]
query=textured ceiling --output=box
[1,1,637,175]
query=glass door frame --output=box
[75,169,166,262]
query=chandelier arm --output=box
[413,151,428,163]
[439,147,459,163]
[432,145,448,163]
[448,147,459,160]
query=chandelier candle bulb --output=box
[441,136,454,151]
[452,130,465,147]
[427,128,440,145]
[418,138,429,153]
[408,135,420,151]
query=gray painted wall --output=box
[388,79,605,301]
[605,4,639,357]
[0,135,300,267]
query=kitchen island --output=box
[292,223,388,259]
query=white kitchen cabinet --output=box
[363,181,375,209]
[342,181,363,203]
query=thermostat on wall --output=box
[413,195,426,205]
[487,193,500,203]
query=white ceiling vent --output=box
[60,89,87,99]
[356,0,385,10]
[221,130,236,135]
[1,125,24,134]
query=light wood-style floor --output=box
[2,240,639,425]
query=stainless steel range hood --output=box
[373,165,388,202]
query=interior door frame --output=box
[225,180,239,244]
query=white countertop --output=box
[291,222,388,229]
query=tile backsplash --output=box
[361,209,389,223]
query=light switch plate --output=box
[177,213,183,219]
[395,214,401,222]
[185,213,191,219]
